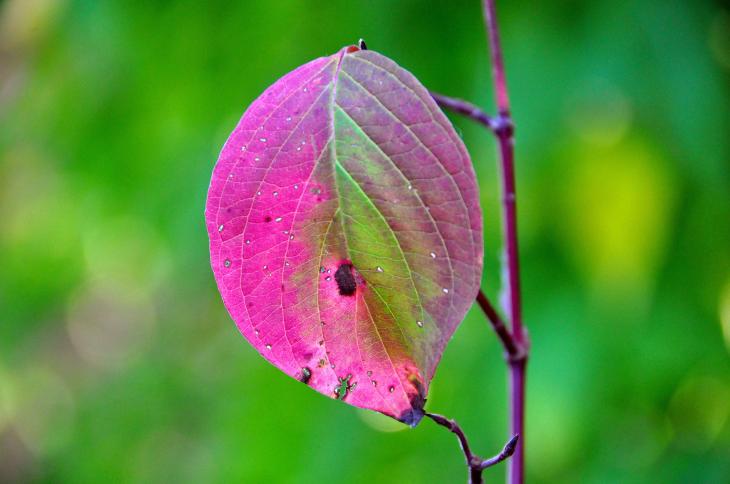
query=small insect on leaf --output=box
[205,43,483,426]
[300,367,312,384]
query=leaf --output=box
[205,45,483,426]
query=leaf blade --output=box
[206,46,483,426]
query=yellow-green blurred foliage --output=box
[1,0,728,482]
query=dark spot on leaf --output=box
[299,367,312,384]
[335,263,357,296]
[399,405,425,428]
[398,375,426,427]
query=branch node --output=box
[494,113,514,138]
[507,329,530,363]
[506,346,527,364]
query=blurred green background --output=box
[1,0,728,482]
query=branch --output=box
[431,3,528,483]
[430,92,498,133]
[476,290,524,361]
[426,412,518,484]
[432,75,526,484]
[482,1,526,484]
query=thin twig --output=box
[430,92,498,133]
[426,412,518,484]
[476,290,524,361]
[477,435,520,470]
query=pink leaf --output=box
[205,45,483,426]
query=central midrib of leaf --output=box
[319,57,428,361]
[330,126,421,342]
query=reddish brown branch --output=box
[431,2,528,482]
[482,1,527,483]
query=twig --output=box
[430,92,498,133]
[477,434,520,470]
[426,412,518,484]
[476,290,524,361]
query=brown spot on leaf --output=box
[335,263,357,296]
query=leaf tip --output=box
[399,405,425,428]
[397,377,427,427]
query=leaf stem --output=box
[426,412,518,484]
